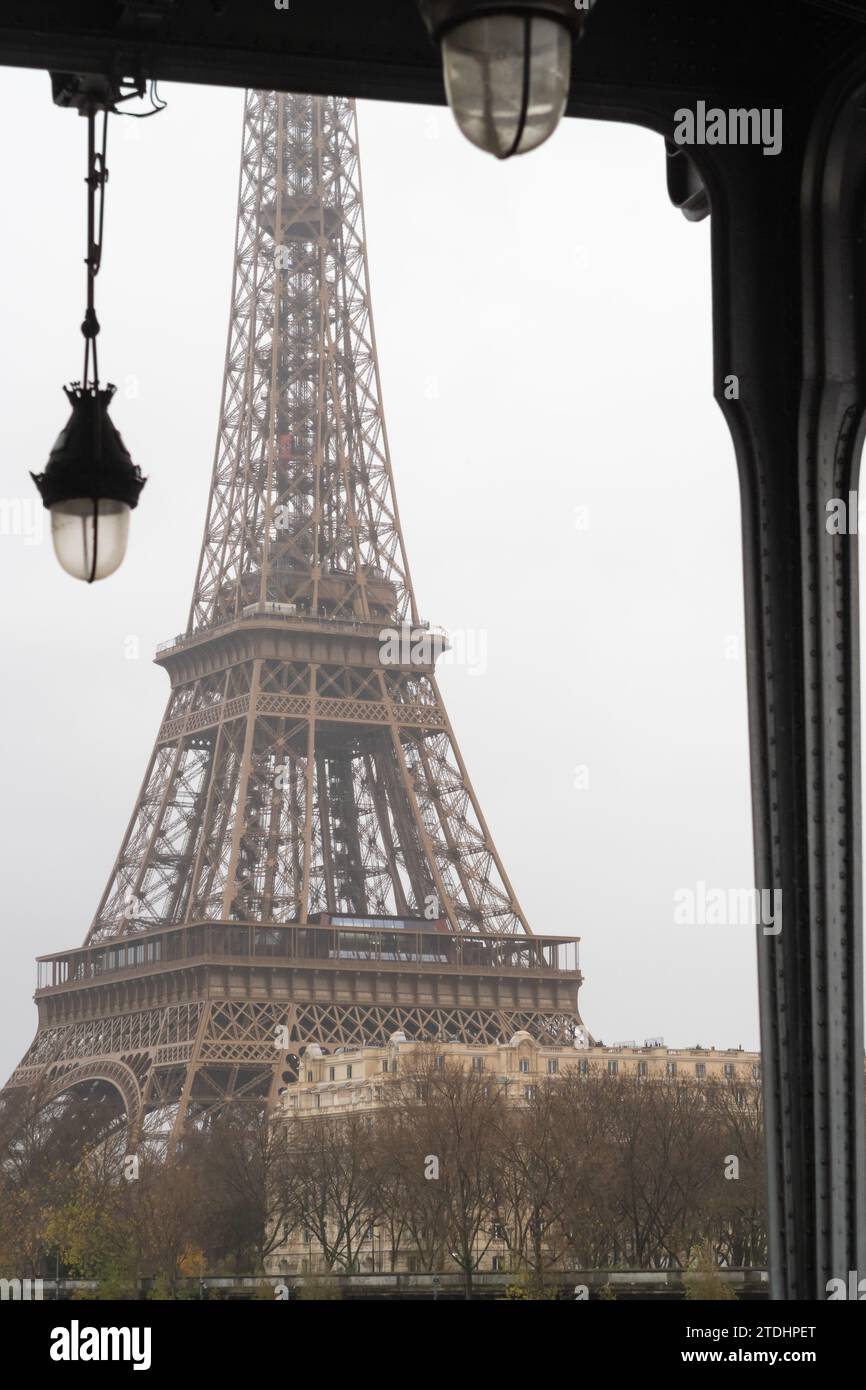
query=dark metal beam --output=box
[0,2,852,111]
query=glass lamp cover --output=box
[50,498,130,583]
[442,14,571,158]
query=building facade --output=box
[281,1031,760,1117]
[266,1031,761,1278]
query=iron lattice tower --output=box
[7,93,583,1140]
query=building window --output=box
[695,1062,706,1079]
[524,1085,536,1100]
[492,1222,505,1241]
[519,1058,530,1074]
[724,1063,734,1079]
[491,1256,505,1273]
[547,1058,559,1075]
[329,1066,335,1081]
[472,1056,484,1072]
[666,1061,677,1078]
[382,1060,388,1072]
[435,1055,445,1071]
[752,1064,761,1080]
[306,1071,313,1083]
[607,1059,618,1076]
[579,1058,589,1076]
[314,1094,321,1109]
[346,1064,353,1079]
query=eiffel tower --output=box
[5,92,583,1141]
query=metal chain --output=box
[81,108,108,390]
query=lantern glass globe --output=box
[442,15,572,158]
[50,497,130,583]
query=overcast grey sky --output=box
[0,69,761,1080]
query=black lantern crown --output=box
[31,383,146,511]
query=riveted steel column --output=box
[707,69,866,1299]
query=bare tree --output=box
[287,1112,380,1273]
[491,1083,568,1288]
[383,1048,506,1297]
[704,1079,767,1268]
[183,1106,295,1273]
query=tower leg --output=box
[170,1004,212,1146]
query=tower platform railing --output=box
[35,920,581,994]
[155,611,446,658]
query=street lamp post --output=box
[30,81,145,582]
